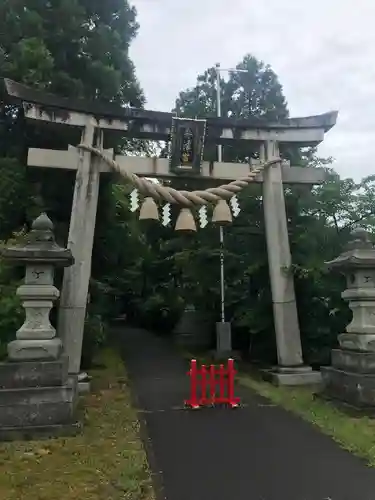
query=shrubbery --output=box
[0,234,26,359]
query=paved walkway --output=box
[119,327,375,500]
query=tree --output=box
[175,54,288,122]
[0,0,145,236]
[0,0,146,362]
[0,0,143,104]
[173,54,288,164]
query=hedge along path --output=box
[78,144,281,207]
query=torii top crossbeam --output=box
[4,78,337,146]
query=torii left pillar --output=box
[58,120,101,378]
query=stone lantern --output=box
[0,213,79,439]
[322,228,375,409]
[3,213,74,361]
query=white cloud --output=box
[130,0,375,180]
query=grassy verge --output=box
[239,374,375,467]
[0,349,154,500]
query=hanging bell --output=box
[175,208,197,232]
[139,197,159,221]
[212,199,232,225]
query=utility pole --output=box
[214,63,247,357]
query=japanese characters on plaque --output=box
[168,117,206,175]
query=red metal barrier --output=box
[185,359,240,409]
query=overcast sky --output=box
[130,0,375,181]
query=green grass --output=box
[239,374,375,467]
[0,349,154,500]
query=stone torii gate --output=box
[4,78,337,385]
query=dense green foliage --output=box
[0,0,144,364]
[0,2,373,367]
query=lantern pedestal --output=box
[322,349,375,409]
[0,214,79,440]
[322,229,375,410]
[0,358,80,441]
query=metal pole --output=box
[215,63,225,323]
[219,226,225,323]
[215,63,223,163]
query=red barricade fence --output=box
[185,359,240,409]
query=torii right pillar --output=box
[261,140,321,385]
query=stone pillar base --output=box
[0,356,79,441]
[322,348,375,409]
[262,365,322,386]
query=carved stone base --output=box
[8,338,62,361]
[331,348,375,373]
[338,333,375,352]
[322,348,375,409]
